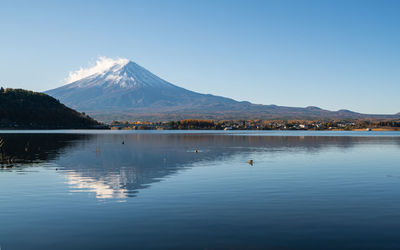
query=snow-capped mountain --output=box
[46,57,400,121]
[46,57,243,114]
[62,57,176,89]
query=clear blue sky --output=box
[1,0,399,114]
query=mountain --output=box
[46,57,400,121]
[46,57,244,114]
[0,88,101,129]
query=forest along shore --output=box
[109,119,400,131]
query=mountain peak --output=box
[62,57,175,89]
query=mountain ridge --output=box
[46,57,400,122]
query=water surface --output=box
[1,131,400,249]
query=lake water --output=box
[1,130,400,249]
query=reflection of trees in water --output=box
[1,133,399,198]
[0,133,89,167]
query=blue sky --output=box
[0,0,399,114]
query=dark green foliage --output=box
[168,119,216,130]
[0,88,101,129]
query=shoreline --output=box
[0,128,399,131]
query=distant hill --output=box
[0,88,101,129]
[46,57,400,122]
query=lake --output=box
[1,130,400,249]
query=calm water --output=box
[1,131,400,249]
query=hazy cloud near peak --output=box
[64,57,129,84]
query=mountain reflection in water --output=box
[1,132,399,200]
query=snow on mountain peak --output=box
[64,56,129,84]
[62,56,177,89]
